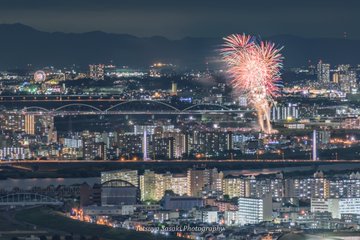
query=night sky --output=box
[0,0,359,39]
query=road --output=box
[1,159,360,164]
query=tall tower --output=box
[143,130,148,161]
[171,82,177,96]
[317,61,330,83]
[312,129,317,161]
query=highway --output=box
[1,159,360,164]
[2,159,359,175]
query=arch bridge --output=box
[0,193,63,206]
[19,99,249,115]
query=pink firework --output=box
[221,34,283,133]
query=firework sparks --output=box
[221,34,283,133]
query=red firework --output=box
[220,34,283,133]
[221,34,283,100]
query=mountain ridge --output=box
[0,23,359,70]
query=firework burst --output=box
[221,34,283,133]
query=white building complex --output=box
[237,194,272,225]
[311,197,360,219]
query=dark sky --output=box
[0,0,359,39]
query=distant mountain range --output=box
[0,23,359,70]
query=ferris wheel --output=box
[34,70,46,82]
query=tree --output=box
[223,194,230,201]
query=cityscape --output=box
[1,0,360,240]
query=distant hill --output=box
[0,23,359,70]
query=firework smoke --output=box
[221,34,283,134]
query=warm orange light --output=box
[195,153,203,159]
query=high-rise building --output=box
[62,137,82,148]
[339,198,360,216]
[133,125,174,135]
[0,111,24,132]
[311,198,329,213]
[318,130,331,146]
[310,198,360,220]
[339,70,358,94]
[143,130,148,160]
[313,130,317,161]
[237,193,272,225]
[210,168,224,192]
[140,169,189,201]
[156,172,172,199]
[89,64,105,80]
[171,82,177,96]
[247,176,271,198]
[170,174,188,196]
[38,115,56,143]
[284,174,330,199]
[238,96,248,107]
[0,147,26,160]
[224,211,238,226]
[24,114,35,135]
[101,169,138,187]
[117,133,143,157]
[317,61,330,83]
[82,132,106,160]
[195,210,219,224]
[311,198,340,219]
[187,168,210,197]
[332,72,339,83]
[140,170,157,201]
[271,103,299,121]
[152,135,175,160]
[161,131,187,158]
[189,131,232,158]
[223,176,246,198]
